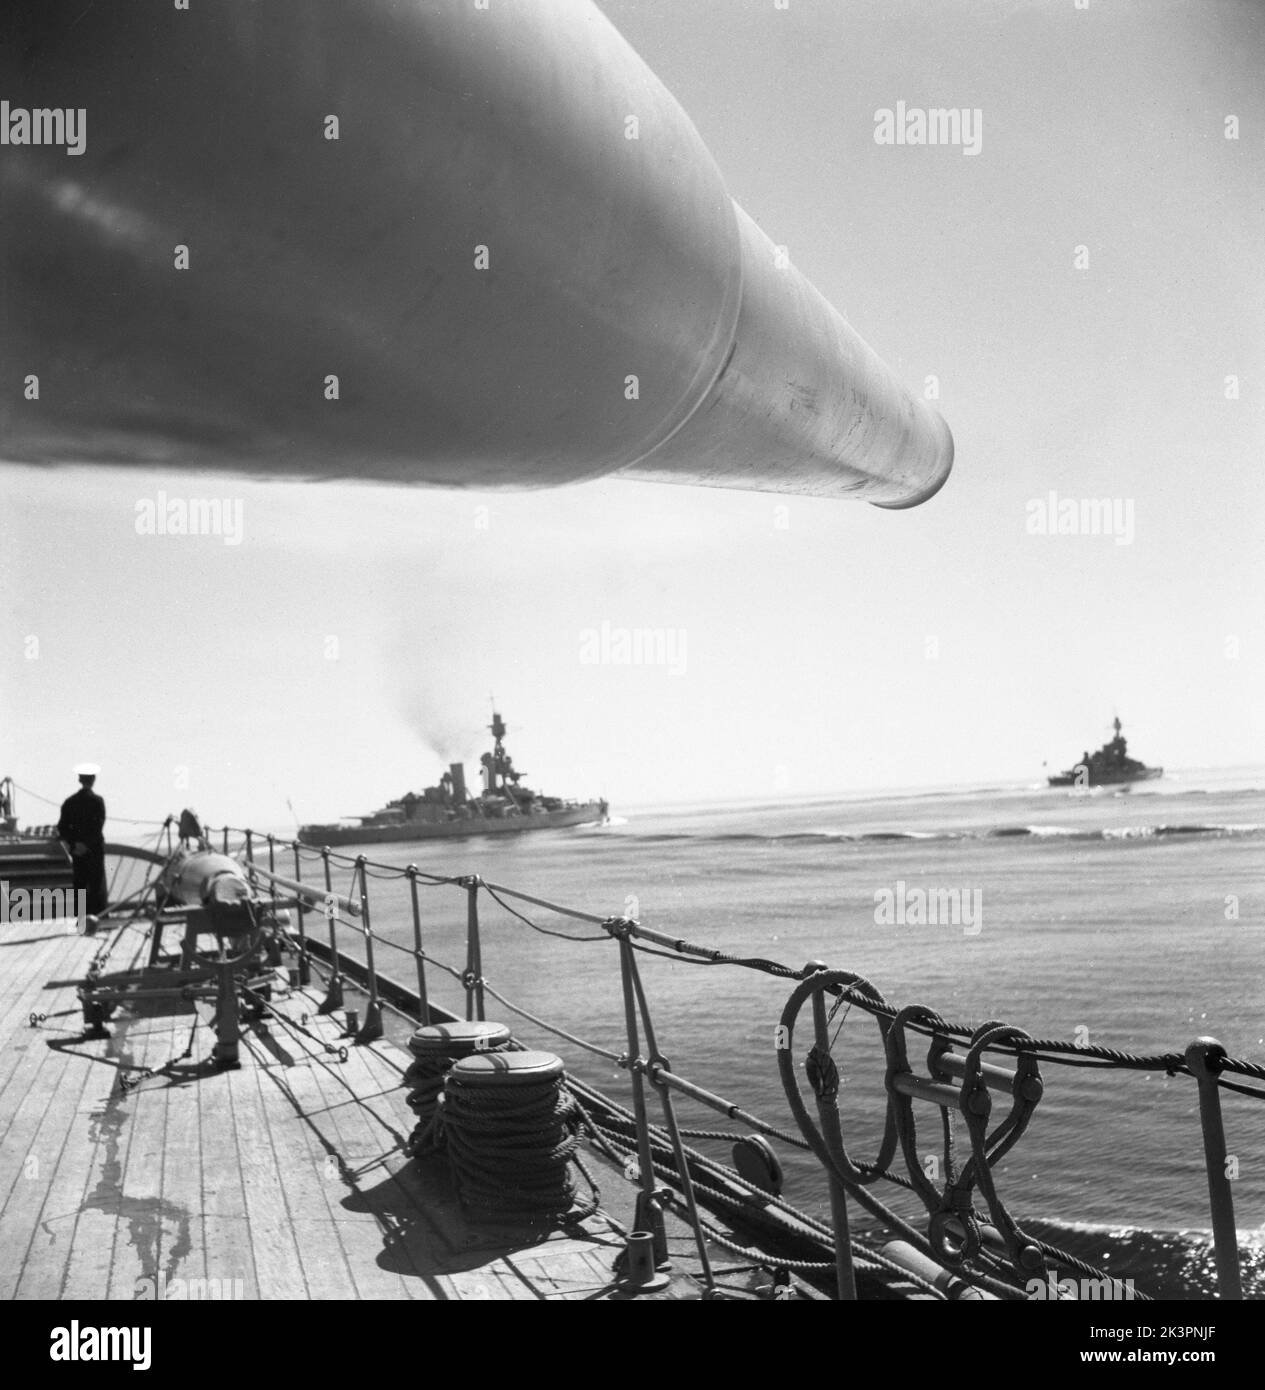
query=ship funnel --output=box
[449,764,467,806]
[0,0,950,507]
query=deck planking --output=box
[0,914,698,1300]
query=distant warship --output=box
[1047,717,1163,787]
[298,712,607,847]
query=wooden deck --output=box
[0,914,721,1301]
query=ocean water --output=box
[286,768,1265,1298]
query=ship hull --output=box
[1047,767,1164,788]
[298,803,606,848]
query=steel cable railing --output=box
[206,823,1259,1301]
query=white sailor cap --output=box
[73,763,101,777]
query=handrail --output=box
[209,824,1265,1075]
[196,822,1259,1300]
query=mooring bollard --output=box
[620,1231,670,1294]
[403,1021,511,1156]
[442,1050,581,1226]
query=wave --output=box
[713,828,960,844]
[854,1215,1263,1297]
[1017,1218,1265,1299]
[985,821,1265,843]
[618,822,1265,847]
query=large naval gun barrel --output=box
[0,0,951,506]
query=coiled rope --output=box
[402,1021,511,1155]
[443,1053,599,1225]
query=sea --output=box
[273,767,1265,1299]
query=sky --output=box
[2,0,1263,831]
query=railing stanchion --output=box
[464,877,485,1021]
[222,825,229,855]
[407,865,429,1024]
[806,963,858,1301]
[264,834,281,965]
[613,925,669,1277]
[622,932,717,1296]
[266,835,278,913]
[353,857,383,1043]
[316,847,344,1014]
[244,829,254,869]
[1186,1037,1242,1300]
[291,841,311,986]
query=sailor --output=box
[57,764,108,927]
[177,807,208,848]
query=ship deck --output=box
[0,914,744,1301]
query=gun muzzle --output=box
[0,0,951,506]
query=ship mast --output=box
[481,706,525,801]
[489,710,508,793]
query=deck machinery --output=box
[77,827,297,1069]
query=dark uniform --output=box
[58,783,108,916]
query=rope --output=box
[118,1009,205,1092]
[1029,1240,1151,1300]
[10,780,171,828]
[566,1080,862,1253]
[239,983,349,1063]
[401,1029,513,1155]
[777,974,1157,1300]
[443,1066,596,1224]
[572,1100,984,1297]
[479,979,623,1064]
[482,883,611,943]
[654,1188,946,1295]
[774,978,1034,1300]
[626,936,805,980]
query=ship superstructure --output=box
[1047,717,1163,788]
[298,712,607,847]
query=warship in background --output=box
[298,712,608,847]
[1047,717,1163,788]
